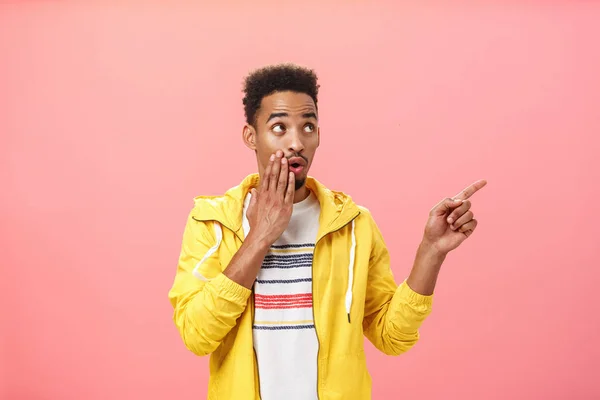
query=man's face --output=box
[243,91,320,190]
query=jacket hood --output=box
[191,173,360,241]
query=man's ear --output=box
[243,124,257,150]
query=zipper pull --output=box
[347,313,351,323]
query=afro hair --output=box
[242,63,320,126]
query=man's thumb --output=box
[431,197,463,216]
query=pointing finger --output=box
[453,179,488,201]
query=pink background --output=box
[1,1,599,399]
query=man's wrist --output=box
[418,238,447,263]
[245,231,272,253]
[406,239,447,296]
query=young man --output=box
[168,64,486,399]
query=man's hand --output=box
[222,150,295,289]
[246,150,295,247]
[422,179,487,255]
[406,179,487,295]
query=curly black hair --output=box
[242,63,320,126]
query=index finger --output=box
[452,179,488,200]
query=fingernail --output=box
[270,154,275,161]
[454,199,462,203]
[281,157,287,164]
[447,217,453,224]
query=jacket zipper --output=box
[312,211,360,400]
[311,267,321,400]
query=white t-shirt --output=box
[242,190,321,400]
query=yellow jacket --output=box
[168,174,433,399]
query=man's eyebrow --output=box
[266,112,288,123]
[302,112,318,120]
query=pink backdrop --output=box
[1,2,599,399]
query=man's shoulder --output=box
[356,204,371,215]
[310,178,375,223]
[192,192,230,207]
[356,205,378,230]
[187,179,249,224]
[191,175,253,209]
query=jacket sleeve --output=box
[362,211,433,356]
[168,210,251,356]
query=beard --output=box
[295,178,305,191]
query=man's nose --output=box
[286,130,305,153]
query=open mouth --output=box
[289,163,304,174]
[288,156,306,174]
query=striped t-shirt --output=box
[242,190,321,400]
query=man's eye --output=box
[272,124,285,133]
[304,124,315,133]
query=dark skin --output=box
[221,151,295,289]
[242,91,320,204]
[225,90,487,295]
[407,180,487,295]
[224,91,318,288]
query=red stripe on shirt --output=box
[255,293,312,301]
[255,303,313,310]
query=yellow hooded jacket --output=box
[168,174,433,399]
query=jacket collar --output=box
[191,173,360,241]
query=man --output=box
[168,63,486,399]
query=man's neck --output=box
[294,186,310,204]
